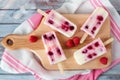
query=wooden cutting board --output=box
[1,14,111,70]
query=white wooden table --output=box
[0,0,120,80]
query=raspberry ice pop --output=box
[42,31,66,64]
[42,31,66,73]
[38,9,77,37]
[80,7,108,43]
[74,38,113,65]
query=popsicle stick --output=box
[80,33,88,44]
[57,63,64,74]
[37,9,48,17]
[104,38,114,46]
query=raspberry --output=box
[87,54,92,59]
[45,10,51,14]
[87,46,93,50]
[100,57,108,65]
[97,15,103,21]
[69,26,74,30]
[48,19,54,24]
[72,36,80,46]
[85,25,89,29]
[94,42,99,47]
[48,51,53,56]
[29,35,38,42]
[66,39,75,47]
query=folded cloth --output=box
[1,0,120,80]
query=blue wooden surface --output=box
[0,0,120,80]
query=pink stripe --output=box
[27,19,34,30]
[89,0,96,8]
[91,0,120,41]
[4,51,42,79]
[97,0,120,30]
[111,29,120,42]
[93,0,101,6]
[110,22,120,40]
[33,73,42,80]
[97,0,120,33]
[4,51,31,72]
[2,58,20,72]
[95,0,120,41]
[92,0,98,8]
[3,52,28,72]
[97,0,120,41]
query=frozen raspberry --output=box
[82,49,87,54]
[87,46,93,50]
[29,35,38,42]
[61,24,66,29]
[92,27,96,31]
[61,24,69,31]
[48,36,53,40]
[56,48,61,55]
[66,39,75,47]
[64,26,69,31]
[85,25,89,29]
[87,54,92,59]
[100,57,108,65]
[94,42,99,47]
[48,51,53,56]
[45,10,51,14]
[64,21,69,25]
[97,21,101,24]
[91,30,94,34]
[69,26,74,30]
[97,15,103,21]
[43,34,47,39]
[73,36,80,46]
[48,19,54,24]
[92,53,97,56]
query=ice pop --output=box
[74,38,113,65]
[80,7,108,43]
[42,31,66,64]
[37,9,77,37]
[42,31,66,73]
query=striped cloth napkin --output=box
[1,0,120,80]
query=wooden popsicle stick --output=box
[80,33,88,44]
[104,38,114,46]
[37,9,48,17]
[57,63,64,74]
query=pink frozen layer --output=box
[42,31,66,64]
[44,10,77,37]
[74,38,107,65]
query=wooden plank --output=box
[0,0,120,12]
[0,74,120,80]
[0,0,64,10]
[109,0,120,11]
[0,24,18,37]
[0,75,35,80]
[0,45,4,59]
[0,10,35,24]
[98,75,120,80]
[0,67,120,80]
